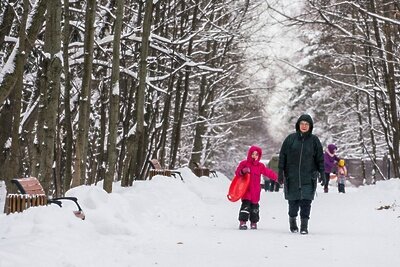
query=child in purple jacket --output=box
[323,144,340,193]
[235,145,278,230]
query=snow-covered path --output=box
[0,169,399,267]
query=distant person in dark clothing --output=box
[267,152,280,192]
[278,114,324,234]
[323,144,340,193]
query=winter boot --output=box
[300,218,309,235]
[239,221,247,230]
[289,217,298,233]
[250,222,257,230]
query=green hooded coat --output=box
[278,114,324,201]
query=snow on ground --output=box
[0,168,399,267]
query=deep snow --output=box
[0,168,399,267]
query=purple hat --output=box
[328,144,337,154]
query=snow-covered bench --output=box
[148,159,183,181]
[192,162,217,178]
[5,177,85,220]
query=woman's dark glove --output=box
[278,170,284,184]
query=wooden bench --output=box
[6,177,85,220]
[148,159,183,181]
[192,162,217,177]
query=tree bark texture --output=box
[37,0,62,195]
[71,0,96,188]
[104,0,124,193]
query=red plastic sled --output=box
[227,173,250,202]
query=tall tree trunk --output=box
[117,77,131,182]
[120,78,136,187]
[93,79,107,185]
[71,0,96,188]
[37,0,62,195]
[169,0,199,169]
[130,0,154,183]
[121,0,143,187]
[0,103,12,176]
[382,0,400,178]
[157,2,178,163]
[2,0,28,209]
[190,37,216,168]
[351,10,367,183]
[190,74,208,169]
[157,72,175,162]
[169,75,182,168]
[170,67,190,169]
[62,0,73,192]
[104,0,124,193]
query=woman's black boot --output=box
[289,217,298,233]
[300,218,309,235]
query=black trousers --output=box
[323,172,330,190]
[238,200,259,223]
[288,199,312,219]
[338,183,345,193]
[264,180,271,192]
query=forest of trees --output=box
[0,0,266,200]
[0,0,399,206]
[264,0,400,182]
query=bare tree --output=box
[61,0,74,193]
[264,0,400,179]
[1,0,29,200]
[71,0,96,188]
[103,0,124,193]
[36,0,62,194]
[133,0,153,181]
[0,0,267,199]
[0,0,47,103]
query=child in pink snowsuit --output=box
[235,145,278,230]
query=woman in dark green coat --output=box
[278,114,324,234]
